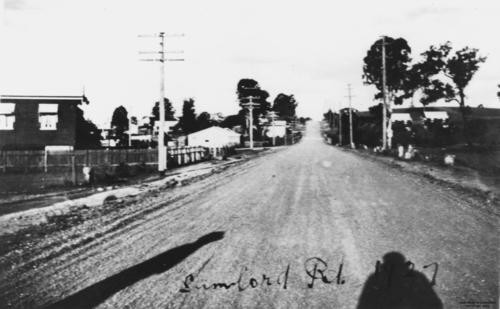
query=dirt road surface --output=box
[0,122,498,309]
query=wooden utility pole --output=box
[241,97,260,149]
[338,103,343,146]
[128,116,132,148]
[381,36,388,150]
[128,108,133,148]
[346,84,355,148]
[139,32,184,174]
[158,32,167,174]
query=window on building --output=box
[39,104,59,130]
[0,103,16,130]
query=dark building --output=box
[0,95,88,150]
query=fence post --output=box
[71,154,77,185]
[44,150,48,173]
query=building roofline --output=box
[188,126,241,136]
[1,95,89,105]
[1,95,84,100]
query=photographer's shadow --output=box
[356,252,443,309]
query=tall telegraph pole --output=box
[139,32,184,174]
[158,32,167,174]
[338,103,343,146]
[381,36,388,150]
[241,96,260,149]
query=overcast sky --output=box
[1,0,499,125]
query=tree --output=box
[150,98,176,126]
[176,98,198,134]
[362,36,414,105]
[236,78,272,117]
[196,112,217,131]
[220,110,246,129]
[236,79,272,139]
[111,106,129,146]
[75,106,102,149]
[323,109,335,128]
[497,84,500,100]
[273,93,297,121]
[237,79,263,101]
[418,43,487,143]
[368,103,385,124]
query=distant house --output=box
[392,106,500,127]
[0,95,87,150]
[264,120,287,138]
[391,113,412,123]
[187,126,241,148]
[392,107,450,124]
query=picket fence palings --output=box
[0,146,215,174]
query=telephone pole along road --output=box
[0,123,497,308]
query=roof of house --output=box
[392,113,412,122]
[0,95,88,104]
[423,111,448,119]
[393,106,500,121]
[188,126,240,137]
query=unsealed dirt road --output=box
[0,123,498,309]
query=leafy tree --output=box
[111,105,129,146]
[323,109,335,128]
[368,103,385,124]
[402,43,452,105]
[220,110,246,129]
[299,117,311,124]
[176,98,198,134]
[236,78,272,118]
[237,79,264,102]
[75,107,102,149]
[196,112,217,131]
[273,93,297,121]
[418,43,487,142]
[362,36,413,105]
[150,98,176,126]
[497,84,500,100]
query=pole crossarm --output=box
[240,102,260,108]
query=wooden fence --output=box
[0,147,209,174]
